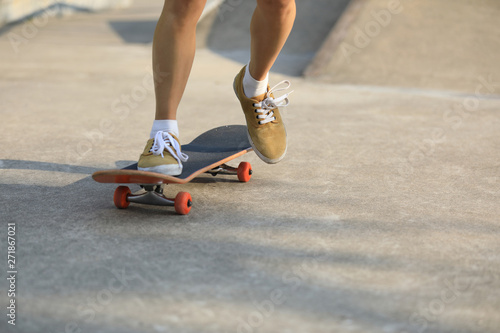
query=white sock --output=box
[150,120,179,139]
[243,64,269,98]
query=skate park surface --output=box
[0,0,499,332]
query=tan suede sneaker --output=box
[137,132,188,176]
[233,66,291,164]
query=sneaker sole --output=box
[138,164,182,176]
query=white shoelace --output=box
[253,80,293,125]
[150,131,189,167]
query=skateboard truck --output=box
[206,163,253,177]
[114,185,193,215]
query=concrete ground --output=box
[0,1,499,333]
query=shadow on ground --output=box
[108,20,157,44]
[1,159,498,333]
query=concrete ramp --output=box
[199,0,351,76]
[306,0,500,95]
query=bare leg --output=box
[153,0,207,120]
[249,0,296,80]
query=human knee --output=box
[163,0,206,26]
[257,0,295,16]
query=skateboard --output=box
[92,125,254,215]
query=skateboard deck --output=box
[92,125,254,215]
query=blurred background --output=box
[2,0,497,88]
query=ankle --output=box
[243,64,269,98]
[150,119,179,139]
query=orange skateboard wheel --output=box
[114,186,131,209]
[237,162,252,182]
[174,192,192,215]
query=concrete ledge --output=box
[0,0,132,26]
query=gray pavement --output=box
[0,1,499,333]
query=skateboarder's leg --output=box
[249,0,296,82]
[233,0,295,164]
[153,0,207,122]
[138,0,206,175]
